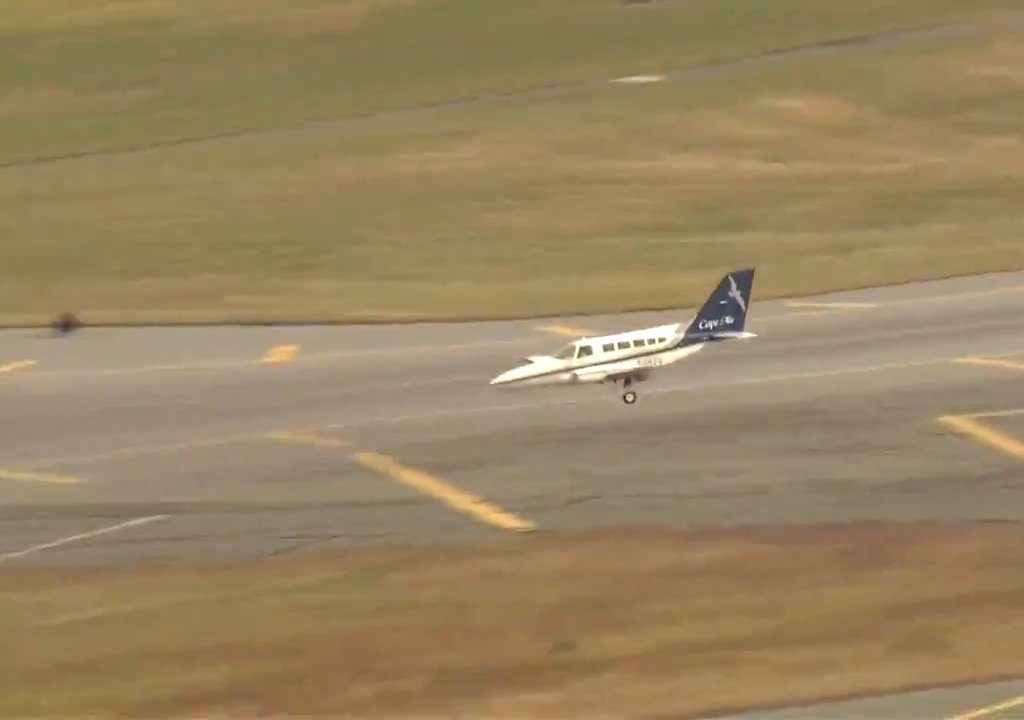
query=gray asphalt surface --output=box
[2,270,1024,718]
[715,679,1024,719]
[1,271,1024,568]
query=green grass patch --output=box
[3,523,1023,717]
[1,1,1023,323]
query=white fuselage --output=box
[490,322,704,387]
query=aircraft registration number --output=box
[637,357,663,368]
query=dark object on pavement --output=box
[53,313,81,336]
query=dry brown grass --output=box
[1,3,1023,323]
[3,522,1023,718]
[0,0,416,34]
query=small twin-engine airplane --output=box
[490,268,756,404]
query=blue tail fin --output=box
[683,268,755,339]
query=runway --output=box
[1,270,1024,567]
[718,679,1024,719]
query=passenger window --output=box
[577,345,593,358]
[658,338,666,343]
[602,343,615,352]
[633,339,645,348]
[646,338,655,345]
[617,341,630,350]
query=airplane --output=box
[490,268,756,405]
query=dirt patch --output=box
[762,94,883,126]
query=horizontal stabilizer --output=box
[708,330,757,340]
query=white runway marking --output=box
[0,516,168,564]
[949,694,1024,720]
[323,349,1024,429]
[784,301,877,309]
[10,348,1024,471]
[7,278,1024,381]
[23,338,541,379]
[609,74,666,84]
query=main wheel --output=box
[623,391,637,405]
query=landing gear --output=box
[622,377,638,405]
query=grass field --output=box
[3,523,1023,717]
[2,1,1024,323]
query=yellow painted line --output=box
[536,324,594,338]
[354,452,535,533]
[265,429,350,448]
[266,430,535,533]
[784,301,876,309]
[262,344,299,364]
[955,357,1024,372]
[937,415,1024,462]
[0,360,36,374]
[0,469,83,485]
[949,694,1024,720]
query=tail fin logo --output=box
[683,268,755,343]
[726,274,747,312]
[699,315,735,331]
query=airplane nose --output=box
[490,368,518,386]
[491,362,540,386]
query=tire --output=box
[623,391,637,405]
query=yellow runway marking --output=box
[536,324,594,338]
[955,357,1024,372]
[949,694,1024,720]
[0,360,36,374]
[0,469,83,485]
[266,429,533,532]
[937,415,1024,462]
[354,452,535,533]
[263,344,299,364]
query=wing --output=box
[573,365,652,384]
[605,368,651,383]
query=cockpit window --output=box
[555,344,576,359]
